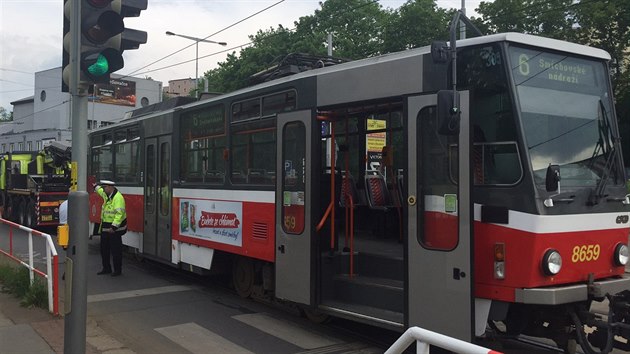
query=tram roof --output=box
[96,32,611,133]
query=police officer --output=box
[95,180,127,276]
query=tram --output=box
[88,22,630,353]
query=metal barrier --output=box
[385,327,502,354]
[0,218,60,316]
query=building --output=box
[163,78,195,98]
[4,67,162,152]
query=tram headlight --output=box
[542,249,562,275]
[614,243,629,266]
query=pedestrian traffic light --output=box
[62,0,147,91]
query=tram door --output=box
[275,110,313,304]
[143,136,172,260]
[406,92,473,340]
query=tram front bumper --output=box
[514,274,630,305]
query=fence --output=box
[385,327,502,354]
[0,218,60,315]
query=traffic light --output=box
[62,0,147,92]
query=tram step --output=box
[355,253,403,281]
[332,274,403,313]
[320,299,404,327]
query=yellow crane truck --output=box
[0,141,71,228]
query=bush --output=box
[0,264,48,309]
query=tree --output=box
[382,0,451,53]
[0,107,12,121]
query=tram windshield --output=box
[508,46,622,188]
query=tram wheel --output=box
[302,307,331,324]
[233,256,254,298]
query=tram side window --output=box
[262,91,296,116]
[91,133,113,181]
[231,127,276,185]
[457,44,522,185]
[180,104,226,184]
[114,129,140,183]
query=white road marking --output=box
[233,313,341,350]
[87,285,195,303]
[155,322,254,354]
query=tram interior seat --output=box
[365,170,393,211]
[247,168,267,184]
[395,170,405,207]
[205,170,225,184]
[231,170,247,184]
[186,172,203,182]
[265,170,276,184]
[339,172,363,208]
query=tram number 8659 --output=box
[571,244,600,263]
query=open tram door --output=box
[406,91,474,340]
[275,110,314,305]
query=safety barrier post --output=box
[385,327,502,354]
[0,218,60,315]
[28,231,34,285]
[9,225,13,255]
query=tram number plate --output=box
[571,244,600,263]
[41,215,53,222]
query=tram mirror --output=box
[545,164,561,192]
[431,41,450,63]
[437,90,460,136]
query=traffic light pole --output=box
[64,0,89,353]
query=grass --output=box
[0,262,48,309]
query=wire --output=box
[5,100,70,124]
[131,0,383,80]
[121,0,286,79]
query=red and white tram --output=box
[88,29,630,352]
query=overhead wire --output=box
[121,0,287,79]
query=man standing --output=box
[95,180,127,276]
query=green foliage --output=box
[382,0,451,52]
[0,107,13,121]
[206,0,452,94]
[0,264,48,309]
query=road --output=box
[0,223,387,353]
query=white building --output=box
[4,67,162,152]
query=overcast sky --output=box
[0,0,484,111]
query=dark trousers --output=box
[100,231,123,273]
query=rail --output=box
[385,327,502,354]
[0,218,60,315]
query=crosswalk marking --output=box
[155,322,254,354]
[233,313,341,350]
[87,285,195,303]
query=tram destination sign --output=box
[181,104,225,140]
[510,46,597,88]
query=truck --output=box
[0,141,71,228]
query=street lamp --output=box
[165,31,227,98]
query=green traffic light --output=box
[87,54,109,76]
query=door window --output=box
[418,106,458,250]
[281,122,306,234]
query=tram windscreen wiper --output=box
[587,100,619,205]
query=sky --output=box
[0,0,485,111]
